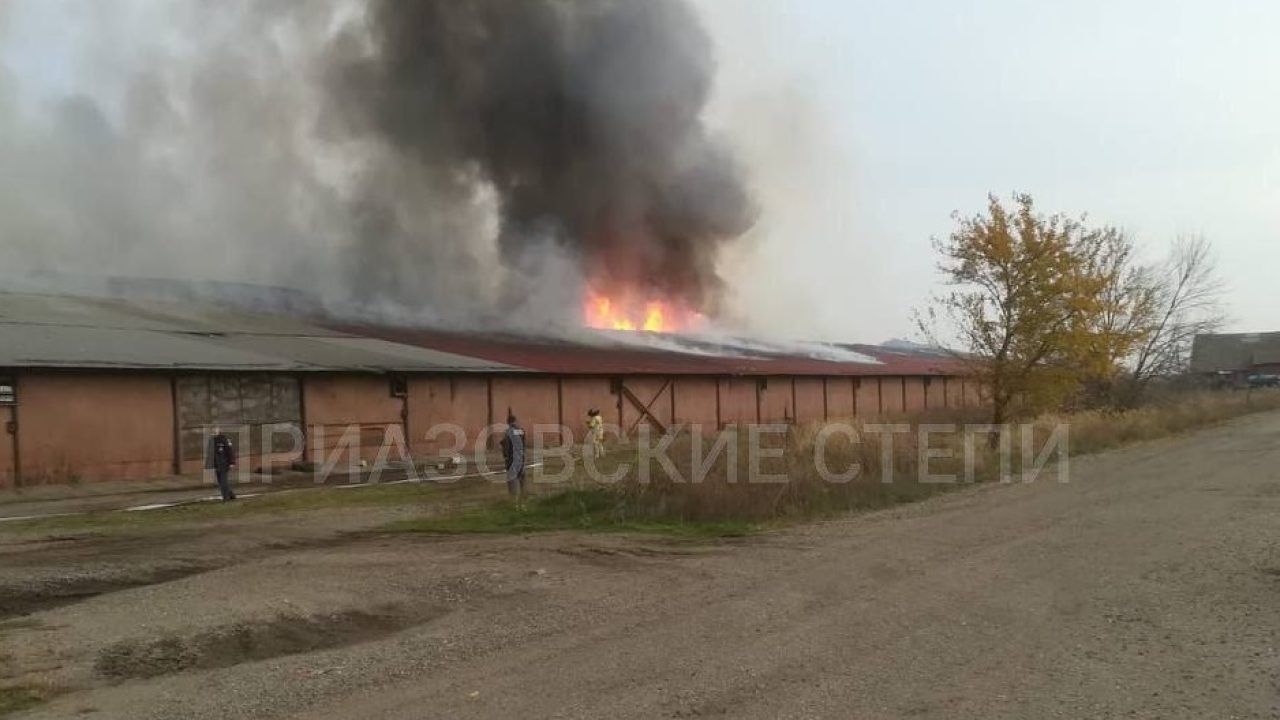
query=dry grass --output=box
[1032,388,1280,455]
[555,389,1280,524]
[604,418,980,523]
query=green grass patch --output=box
[0,478,499,536]
[386,488,756,538]
[0,686,46,717]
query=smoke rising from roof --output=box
[0,0,755,329]
[330,0,755,315]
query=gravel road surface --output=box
[6,411,1280,719]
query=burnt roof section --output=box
[0,292,966,376]
[1190,332,1280,373]
[341,325,965,377]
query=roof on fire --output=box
[347,325,963,377]
[0,292,966,377]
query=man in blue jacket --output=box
[205,427,238,502]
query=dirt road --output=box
[5,412,1280,719]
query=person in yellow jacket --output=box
[585,409,604,457]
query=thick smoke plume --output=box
[0,0,755,328]
[329,0,756,315]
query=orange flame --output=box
[584,290,701,334]
[642,302,665,332]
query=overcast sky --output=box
[3,1,1276,343]
[698,0,1279,341]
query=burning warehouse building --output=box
[0,0,977,491]
[0,291,976,486]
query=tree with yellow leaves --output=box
[920,194,1153,436]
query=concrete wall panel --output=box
[175,374,302,473]
[18,372,174,483]
[793,378,826,424]
[824,377,855,421]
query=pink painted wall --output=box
[490,377,562,446]
[5,368,981,487]
[620,377,675,437]
[758,377,794,423]
[793,378,826,423]
[17,372,174,483]
[407,376,492,456]
[717,378,757,426]
[964,380,984,408]
[824,377,855,421]
[924,377,946,410]
[0,406,14,487]
[855,378,881,418]
[560,377,615,444]
[673,377,719,428]
[903,377,927,412]
[305,375,406,464]
[879,377,905,414]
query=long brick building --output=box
[0,292,976,486]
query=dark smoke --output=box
[327,0,756,314]
[0,0,754,328]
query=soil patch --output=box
[0,563,216,620]
[93,604,445,681]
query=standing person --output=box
[585,409,604,457]
[500,413,527,498]
[206,427,237,502]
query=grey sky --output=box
[698,0,1279,340]
[3,1,1276,342]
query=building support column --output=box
[715,378,723,430]
[556,377,564,445]
[9,375,20,485]
[169,375,181,475]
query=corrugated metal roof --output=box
[0,292,345,336]
[1191,332,1280,373]
[0,292,966,376]
[343,326,965,377]
[0,293,517,372]
[0,323,288,369]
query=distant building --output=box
[1189,332,1280,382]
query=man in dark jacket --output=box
[500,413,526,497]
[205,427,237,502]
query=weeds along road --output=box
[8,411,1280,719]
